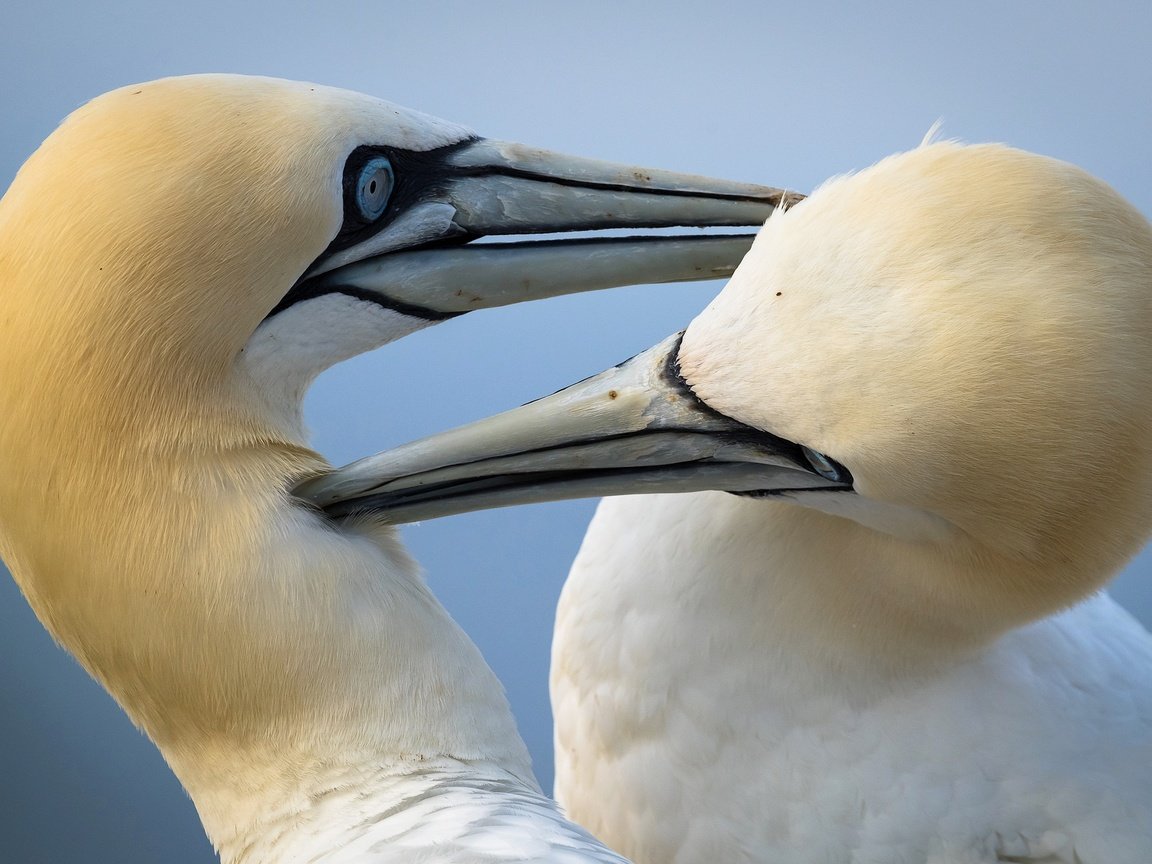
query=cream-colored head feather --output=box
[681,142,1152,635]
[0,74,465,436]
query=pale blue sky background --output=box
[3,3,1152,861]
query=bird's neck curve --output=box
[571,490,1093,698]
[0,382,538,859]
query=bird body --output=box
[554,493,1152,863]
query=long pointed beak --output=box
[279,138,800,320]
[297,333,851,522]
[441,139,791,238]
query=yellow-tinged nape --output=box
[681,141,1152,637]
[0,75,532,847]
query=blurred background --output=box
[3,2,1152,861]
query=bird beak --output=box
[297,332,851,522]
[276,139,800,320]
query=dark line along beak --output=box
[296,333,851,523]
[280,137,802,320]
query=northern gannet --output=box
[307,143,1152,863]
[0,73,794,862]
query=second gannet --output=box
[0,74,792,862]
[308,143,1152,863]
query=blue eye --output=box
[801,445,851,484]
[355,156,394,221]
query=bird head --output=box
[0,74,785,448]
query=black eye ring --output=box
[354,155,395,222]
[801,445,852,484]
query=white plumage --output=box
[551,144,1152,863]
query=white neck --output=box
[238,297,437,440]
[567,491,1034,703]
